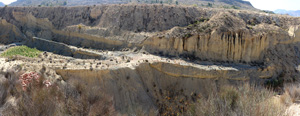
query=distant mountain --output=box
[0,2,5,7]
[177,0,255,10]
[9,0,255,10]
[10,0,70,6]
[274,9,300,17]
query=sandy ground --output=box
[0,47,240,72]
[286,103,300,116]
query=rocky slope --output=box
[0,5,299,75]
[0,45,278,114]
[0,5,299,62]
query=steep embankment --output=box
[1,5,300,115]
[0,5,206,50]
[1,5,299,62]
[56,62,260,114]
[0,4,300,83]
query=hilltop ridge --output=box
[9,0,255,10]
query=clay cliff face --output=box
[0,19,26,44]
[143,12,298,63]
[0,4,300,81]
[0,5,207,50]
[55,62,263,114]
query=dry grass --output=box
[187,83,287,116]
[280,84,300,105]
[0,70,115,116]
[0,69,297,116]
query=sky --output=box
[245,0,300,11]
[0,0,299,11]
[0,0,16,5]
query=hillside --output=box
[0,4,299,71]
[9,0,255,9]
[275,9,300,17]
[0,4,300,115]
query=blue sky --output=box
[0,0,299,11]
[0,0,16,5]
[245,0,300,11]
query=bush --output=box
[78,24,82,32]
[207,3,212,7]
[281,84,300,104]
[1,46,41,58]
[187,83,286,116]
[231,5,239,9]
[262,10,275,14]
[0,70,115,116]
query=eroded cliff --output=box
[1,5,300,114]
[0,5,299,63]
[0,5,299,80]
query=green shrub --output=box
[184,33,192,38]
[231,5,239,9]
[207,3,212,7]
[1,46,42,58]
